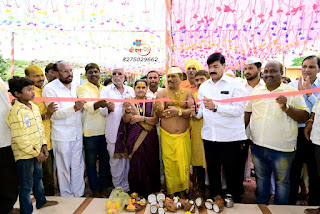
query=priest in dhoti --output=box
[154,67,193,197]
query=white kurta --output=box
[100,83,135,192]
[42,79,85,197]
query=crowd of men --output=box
[1,52,320,214]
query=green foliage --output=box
[291,55,320,66]
[235,69,244,78]
[0,57,9,81]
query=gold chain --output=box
[167,87,182,106]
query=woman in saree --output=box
[114,79,160,197]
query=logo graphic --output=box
[129,39,151,56]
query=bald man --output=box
[25,66,58,196]
[245,60,309,205]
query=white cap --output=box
[112,63,124,70]
[167,67,182,74]
[245,57,261,65]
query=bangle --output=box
[125,109,131,114]
[43,113,48,119]
[306,119,314,123]
[143,116,147,122]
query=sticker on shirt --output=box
[24,115,31,127]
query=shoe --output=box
[101,189,110,198]
[93,191,101,198]
[8,208,20,214]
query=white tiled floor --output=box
[13,196,320,214]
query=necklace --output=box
[167,87,182,106]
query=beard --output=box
[60,77,73,84]
[245,72,259,81]
[149,82,158,87]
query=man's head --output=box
[301,55,320,84]
[8,76,35,101]
[85,63,101,86]
[104,77,112,86]
[207,52,226,83]
[25,65,45,88]
[184,59,204,79]
[111,67,125,87]
[146,70,160,89]
[281,77,291,84]
[263,60,283,89]
[45,63,56,83]
[53,61,73,85]
[167,67,183,89]
[244,57,262,81]
[195,70,209,88]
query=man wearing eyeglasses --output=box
[42,61,86,197]
[100,65,134,192]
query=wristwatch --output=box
[178,109,183,116]
[283,104,289,112]
[213,105,218,112]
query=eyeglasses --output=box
[112,72,123,76]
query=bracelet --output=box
[143,116,147,122]
[43,113,48,120]
[306,118,314,123]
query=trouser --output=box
[193,166,206,197]
[239,139,249,193]
[84,135,112,192]
[203,140,243,202]
[42,150,54,196]
[17,158,47,214]
[315,145,320,205]
[52,139,85,197]
[289,128,320,205]
[0,146,19,214]
[251,144,295,205]
[107,141,130,192]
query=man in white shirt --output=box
[145,70,165,186]
[146,70,163,99]
[288,56,320,205]
[100,66,134,192]
[196,52,247,202]
[42,61,86,197]
[243,57,264,179]
[0,77,19,214]
[245,60,309,205]
[305,92,320,211]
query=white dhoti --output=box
[52,138,85,197]
[107,141,130,192]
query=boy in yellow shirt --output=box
[6,76,58,214]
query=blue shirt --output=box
[289,78,320,127]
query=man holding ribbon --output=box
[195,52,247,202]
[100,65,134,192]
[245,60,309,205]
[154,66,193,198]
[42,61,86,197]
